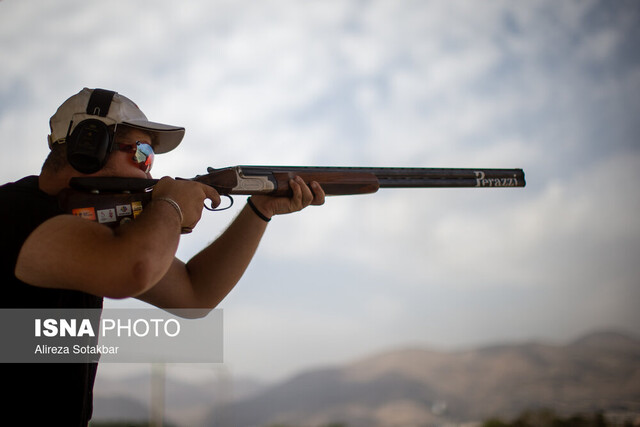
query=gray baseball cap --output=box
[48,88,185,154]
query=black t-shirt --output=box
[0,176,103,426]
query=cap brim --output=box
[121,120,185,154]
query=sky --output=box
[1,0,639,384]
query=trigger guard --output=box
[205,194,234,211]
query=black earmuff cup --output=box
[66,119,113,174]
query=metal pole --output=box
[150,362,165,427]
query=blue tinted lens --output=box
[132,142,154,173]
[114,142,155,173]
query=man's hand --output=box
[152,177,221,230]
[249,176,325,219]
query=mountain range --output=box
[92,330,640,426]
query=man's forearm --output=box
[185,202,269,307]
[140,178,322,310]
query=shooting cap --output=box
[48,87,185,154]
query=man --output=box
[0,88,325,425]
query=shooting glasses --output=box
[114,141,155,173]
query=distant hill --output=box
[93,371,266,426]
[204,331,640,427]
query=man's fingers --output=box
[246,177,326,219]
[201,183,221,209]
[296,176,315,207]
[310,181,325,205]
[289,177,303,209]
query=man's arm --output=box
[15,178,217,298]
[137,176,325,310]
[16,176,323,308]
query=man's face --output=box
[97,128,154,178]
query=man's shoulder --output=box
[0,175,60,220]
[0,175,40,194]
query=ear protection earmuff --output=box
[66,89,117,174]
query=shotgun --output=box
[59,165,525,228]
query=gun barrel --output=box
[238,166,525,189]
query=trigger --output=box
[205,194,234,211]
